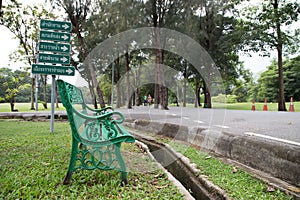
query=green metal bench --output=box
[56,79,135,185]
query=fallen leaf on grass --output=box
[149,180,158,185]
[154,173,165,178]
[232,166,238,173]
[155,185,168,189]
[266,183,275,192]
[42,162,50,166]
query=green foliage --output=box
[212,94,238,104]
[0,0,56,68]
[0,121,184,199]
[169,142,292,200]
[239,0,300,55]
[255,56,300,102]
[0,68,31,108]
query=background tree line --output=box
[0,0,299,111]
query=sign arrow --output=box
[62,35,69,40]
[61,46,68,51]
[66,68,73,74]
[62,24,70,30]
[61,57,68,63]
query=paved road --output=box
[1,106,299,145]
[117,106,300,145]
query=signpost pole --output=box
[35,75,39,111]
[111,57,114,107]
[50,75,55,133]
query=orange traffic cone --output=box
[289,97,294,112]
[251,99,256,111]
[263,98,268,111]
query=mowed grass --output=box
[213,101,299,112]
[0,121,184,199]
[0,102,299,112]
[168,141,292,200]
[0,103,66,112]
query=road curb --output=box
[127,119,300,195]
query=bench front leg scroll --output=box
[63,136,79,185]
[114,143,128,186]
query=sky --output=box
[0,0,297,76]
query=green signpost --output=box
[40,19,72,32]
[38,53,70,65]
[32,19,73,133]
[32,64,75,76]
[39,42,71,54]
[40,30,71,43]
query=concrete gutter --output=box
[125,119,300,197]
[133,131,229,200]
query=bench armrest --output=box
[85,104,114,114]
[72,106,124,124]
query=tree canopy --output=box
[1,0,299,110]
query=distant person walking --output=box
[147,94,152,106]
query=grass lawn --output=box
[0,102,299,112]
[168,141,292,200]
[0,103,66,112]
[213,101,299,112]
[0,120,184,199]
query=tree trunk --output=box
[274,0,287,111]
[30,77,35,110]
[55,83,59,108]
[135,64,141,106]
[116,58,121,108]
[42,75,48,109]
[183,63,187,107]
[203,81,212,108]
[88,61,105,108]
[125,45,132,109]
[183,74,187,107]
[10,96,15,112]
[194,78,200,108]
[88,81,97,109]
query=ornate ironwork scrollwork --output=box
[75,144,117,171]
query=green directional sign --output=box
[38,53,70,65]
[40,19,72,32]
[39,42,71,54]
[40,30,71,43]
[32,64,75,76]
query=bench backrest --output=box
[57,79,134,146]
[56,79,89,139]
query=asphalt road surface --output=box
[117,106,300,145]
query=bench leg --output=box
[114,143,128,186]
[63,138,78,185]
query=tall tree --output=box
[0,68,31,111]
[83,0,145,108]
[194,0,243,108]
[0,0,55,110]
[49,0,107,108]
[255,56,300,102]
[240,0,300,111]
[146,0,178,110]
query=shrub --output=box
[212,94,237,104]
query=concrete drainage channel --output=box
[131,130,229,200]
